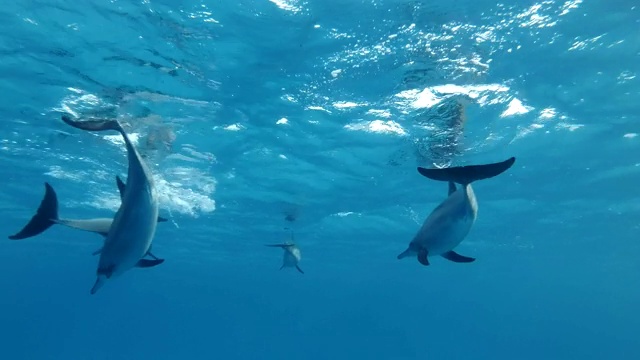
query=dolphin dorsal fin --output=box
[448,181,457,196]
[115,176,126,201]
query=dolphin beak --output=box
[90,275,107,295]
[397,248,414,260]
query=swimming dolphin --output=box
[61,114,163,294]
[265,234,304,274]
[397,157,516,266]
[8,177,167,241]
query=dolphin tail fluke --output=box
[61,114,123,133]
[90,275,107,295]
[8,182,59,240]
[417,157,516,185]
[295,265,305,274]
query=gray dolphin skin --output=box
[265,242,304,274]
[8,178,168,241]
[61,114,163,294]
[397,157,516,266]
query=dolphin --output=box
[8,177,168,241]
[61,114,163,294]
[265,231,304,274]
[397,157,516,266]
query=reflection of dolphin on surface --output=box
[388,98,469,168]
[103,55,179,77]
[397,157,516,266]
[60,114,164,294]
[283,206,299,223]
[140,123,176,163]
[265,229,304,274]
[8,177,168,242]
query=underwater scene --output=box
[0,0,638,359]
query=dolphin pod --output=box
[7,114,517,294]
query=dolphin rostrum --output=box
[61,114,163,294]
[397,157,516,266]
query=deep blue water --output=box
[1,0,639,359]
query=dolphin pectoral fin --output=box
[295,265,305,274]
[90,275,107,295]
[115,175,126,201]
[417,157,516,185]
[441,250,476,263]
[448,181,457,196]
[91,247,103,256]
[157,216,168,222]
[8,182,59,240]
[417,249,430,266]
[266,243,290,248]
[136,259,165,268]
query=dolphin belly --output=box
[412,187,477,255]
[282,248,300,267]
[97,182,158,278]
[421,216,475,255]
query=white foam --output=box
[394,83,510,110]
[500,98,533,117]
[344,120,406,136]
[333,101,366,109]
[222,124,244,131]
[269,0,302,12]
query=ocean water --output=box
[1,0,639,359]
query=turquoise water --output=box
[1,0,639,358]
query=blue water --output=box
[1,0,639,358]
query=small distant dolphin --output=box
[61,114,163,294]
[397,157,516,266]
[8,177,167,242]
[266,231,304,274]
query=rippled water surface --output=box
[0,0,638,359]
